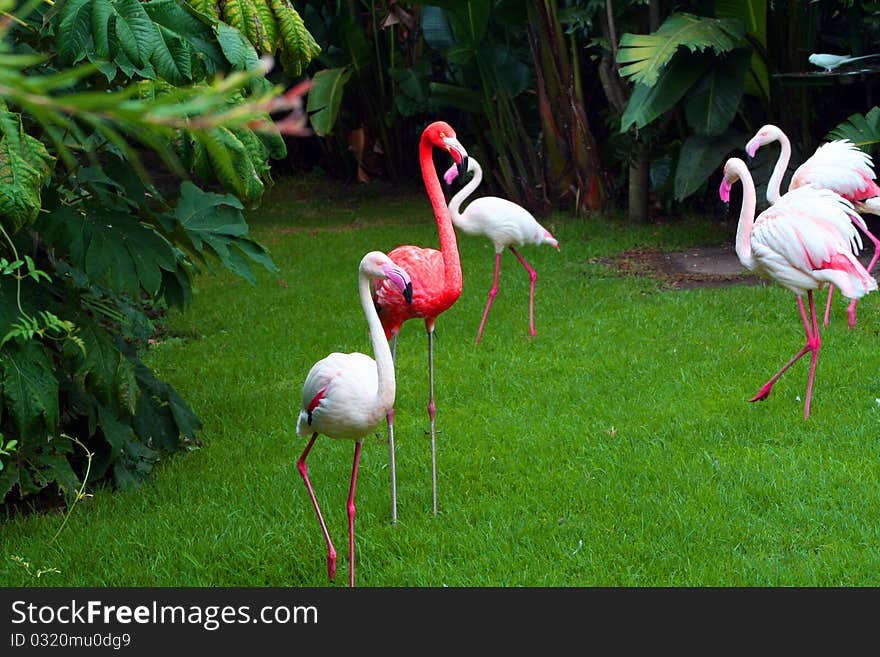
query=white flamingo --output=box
[296,251,412,587]
[719,157,877,418]
[443,158,559,344]
[745,124,880,326]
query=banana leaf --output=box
[618,12,745,87]
[620,53,712,132]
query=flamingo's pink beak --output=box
[382,263,413,304]
[745,136,761,159]
[443,164,459,186]
[719,178,732,204]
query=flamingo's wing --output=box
[374,245,450,332]
[460,197,550,250]
[297,351,379,439]
[751,186,869,295]
[792,140,880,203]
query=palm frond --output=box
[826,107,880,154]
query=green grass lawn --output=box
[3,176,880,587]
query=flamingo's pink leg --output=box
[863,226,880,273]
[386,334,398,525]
[426,324,438,515]
[346,441,362,587]
[842,225,880,328]
[297,433,337,581]
[750,293,820,419]
[802,291,821,418]
[475,252,502,344]
[509,246,537,338]
[823,285,835,328]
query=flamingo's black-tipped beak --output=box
[443,135,468,182]
[403,282,413,305]
[457,155,468,181]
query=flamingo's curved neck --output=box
[767,128,791,204]
[448,162,483,227]
[359,272,395,421]
[420,135,462,295]
[733,162,758,270]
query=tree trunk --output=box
[628,143,650,224]
[598,0,651,223]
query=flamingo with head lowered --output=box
[719,157,877,418]
[745,124,880,327]
[372,120,468,523]
[296,251,412,587]
[443,158,559,344]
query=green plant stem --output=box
[50,434,93,544]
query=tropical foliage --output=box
[0,0,316,505]
[4,0,879,513]
[828,107,880,154]
[615,10,763,203]
[298,0,605,214]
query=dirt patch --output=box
[605,246,765,290]
[608,244,877,290]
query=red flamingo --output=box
[296,251,413,586]
[373,121,468,523]
[719,157,877,418]
[443,157,559,343]
[745,124,880,327]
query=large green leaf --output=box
[215,21,261,71]
[270,0,321,76]
[421,6,454,51]
[56,0,94,65]
[40,205,177,298]
[421,2,490,65]
[0,111,54,232]
[91,0,115,59]
[673,131,748,200]
[827,107,880,154]
[683,48,752,136]
[143,0,225,75]
[620,54,712,132]
[715,0,769,100]
[392,61,432,117]
[135,362,201,440]
[306,67,352,137]
[39,448,82,499]
[447,0,491,64]
[188,0,220,22]
[97,403,133,453]
[173,182,278,283]
[221,0,264,55]
[199,127,264,205]
[0,341,59,437]
[427,82,483,114]
[450,0,490,45]
[151,24,194,85]
[111,0,159,68]
[491,45,530,97]
[76,323,123,406]
[618,13,745,87]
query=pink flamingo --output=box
[719,157,877,418]
[296,251,413,586]
[373,120,468,522]
[443,158,559,344]
[745,124,880,327]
